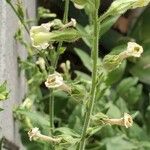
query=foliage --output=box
[5,0,150,150]
[0,82,9,112]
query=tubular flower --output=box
[28,127,62,143]
[103,42,143,72]
[45,72,71,92]
[28,127,40,141]
[103,113,133,128]
[30,22,53,50]
[126,42,143,57]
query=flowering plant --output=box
[5,0,150,150]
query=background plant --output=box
[5,0,150,150]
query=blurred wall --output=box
[0,0,36,148]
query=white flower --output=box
[45,72,64,88]
[71,18,77,27]
[28,127,62,143]
[30,22,53,50]
[123,113,133,128]
[28,127,40,141]
[103,113,133,128]
[45,72,71,92]
[36,57,46,70]
[126,42,143,57]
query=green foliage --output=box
[0,82,9,101]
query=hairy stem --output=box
[53,0,70,68]
[49,0,70,138]
[78,1,100,150]
[6,1,29,34]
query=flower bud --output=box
[36,57,46,70]
[60,18,77,30]
[102,54,123,72]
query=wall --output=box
[0,0,36,148]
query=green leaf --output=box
[129,52,150,85]
[15,109,50,128]
[100,15,119,36]
[106,60,126,85]
[0,82,9,101]
[50,28,81,42]
[103,135,138,150]
[106,103,121,118]
[117,77,138,94]
[117,77,142,104]
[76,24,92,47]
[130,7,150,49]
[0,108,4,112]
[16,1,24,20]
[75,70,91,81]
[74,48,92,72]
[54,127,80,138]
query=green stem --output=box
[49,0,70,137]
[78,1,100,150]
[53,0,70,68]
[49,89,54,132]
[7,1,30,34]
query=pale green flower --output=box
[30,22,53,50]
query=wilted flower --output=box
[123,113,133,128]
[28,127,62,143]
[60,18,77,31]
[45,72,71,92]
[125,42,143,58]
[36,57,46,70]
[45,72,64,88]
[30,22,53,50]
[28,127,40,141]
[103,113,133,128]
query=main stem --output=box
[49,0,70,134]
[78,1,100,150]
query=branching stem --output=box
[49,0,70,139]
[78,1,100,150]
